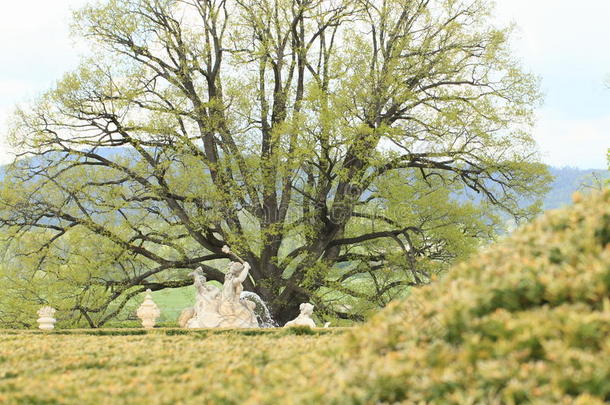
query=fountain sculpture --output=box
[182,246,259,328]
[179,245,324,329]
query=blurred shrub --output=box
[339,189,610,404]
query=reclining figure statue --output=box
[284,303,317,328]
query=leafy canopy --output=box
[1,0,548,326]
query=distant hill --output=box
[544,166,609,210]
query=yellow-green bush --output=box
[338,189,610,404]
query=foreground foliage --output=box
[1,190,609,404]
[0,329,344,405]
[338,188,610,403]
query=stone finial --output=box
[37,306,57,330]
[137,289,161,329]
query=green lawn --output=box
[144,286,195,323]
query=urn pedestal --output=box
[37,306,57,330]
[137,289,161,329]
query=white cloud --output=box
[495,0,610,87]
[496,0,610,48]
[494,0,610,168]
[0,1,85,74]
[534,110,609,169]
[0,0,88,164]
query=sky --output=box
[0,0,609,169]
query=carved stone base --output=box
[184,299,258,329]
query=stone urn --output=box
[37,306,57,330]
[137,289,161,329]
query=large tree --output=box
[1,0,548,326]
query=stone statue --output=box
[137,289,161,329]
[221,261,249,302]
[284,303,316,328]
[192,268,221,305]
[216,258,258,328]
[181,246,259,329]
[178,307,195,328]
[185,268,223,328]
[37,306,57,330]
